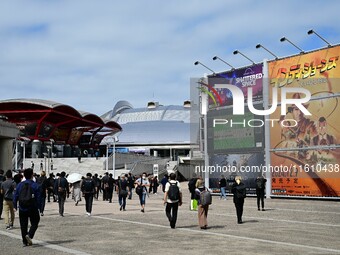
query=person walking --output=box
[188,175,199,211]
[1,170,16,230]
[101,172,109,201]
[73,181,82,206]
[255,175,267,211]
[195,179,211,230]
[163,173,182,229]
[93,174,101,200]
[36,171,47,216]
[46,173,56,203]
[160,174,168,193]
[127,173,135,200]
[81,173,95,216]
[219,175,227,200]
[117,174,128,211]
[13,168,41,246]
[231,176,246,224]
[0,169,5,220]
[152,176,159,194]
[54,171,69,217]
[108,174,115,203]
[135,173,150,213]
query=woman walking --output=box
[195,179,211,230]
[231,176,246,224]
[117,174,128,211]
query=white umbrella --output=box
[67,173,83,183]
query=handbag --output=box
[119,180,128,197]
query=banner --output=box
[207,64,263,108]
[269,45,340,197]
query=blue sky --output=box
[1,0,340,115]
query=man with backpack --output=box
[0,169,5,220]
[81,173,96,216]
[1,170,16,229]
[13,168,41,246]
[163,173,182,229]
[255,175,267,211]
[54,171,69,217]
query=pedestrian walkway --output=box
[1,185,340,255]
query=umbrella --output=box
[67,173,83,183]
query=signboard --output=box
[153,164,159,178]
[207,64,263,108]
[269,45,340,197]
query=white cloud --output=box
[0,0,340,115]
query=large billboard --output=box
[269,45,340,197]
[207,64,263,108]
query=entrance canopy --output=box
[0,99,122,145]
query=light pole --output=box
[21,142,25,169]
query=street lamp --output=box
[233,50,255,65]
[280,37,304,54]
[212,56,235,70]
[194,61,216,74]
[307,29,332,47]
[255,44,278,59]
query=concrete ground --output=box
[1,185,340,255]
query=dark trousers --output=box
[165,202,179,228]
[128,186,133,199]
[0,195,3,218]
[256,189,265,209]
[103,187,109,201]
[85,194,94,213]
[47,189,56,202]
[108,188,113,203]
[234,199,244,223]
[58,193,66,216]
[118,195,127,209]
[19,208,40,245]
[40,196,46,214]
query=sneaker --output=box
[25,235,33,246]
[6,225,10,230]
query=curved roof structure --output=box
[0,99,121,145]
[101,100,198,146]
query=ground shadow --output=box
[242,220,259,223]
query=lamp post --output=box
[280,37,304,54]
[233,50,255,65]
[21,142,25,169]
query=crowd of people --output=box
[0,168,267,247]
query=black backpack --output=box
[168,182,180,201]
[256,178,265,189]
[19,183,35,208]
[83,179,94,193]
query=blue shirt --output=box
[13,179,42,212]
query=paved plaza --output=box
[1,185,340,255]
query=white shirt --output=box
[165,180,181,203]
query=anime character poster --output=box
[269,45,340,197]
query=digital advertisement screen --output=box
[207,108,264,154]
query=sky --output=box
[1,0,340,116]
